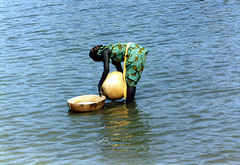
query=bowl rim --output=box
[67,95,106,104]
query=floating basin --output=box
[67,95,106,112]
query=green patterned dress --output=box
[97,43,148,87]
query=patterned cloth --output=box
[97,43,148,87]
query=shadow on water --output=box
[68,101,153,164]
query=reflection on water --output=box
[69,101,153,164]
[99,102,152,164]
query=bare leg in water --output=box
[126,85,136,104]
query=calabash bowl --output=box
[67,95,106,112]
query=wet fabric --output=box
[97,43,148,87]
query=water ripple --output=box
[1,0,240,164]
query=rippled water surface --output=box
[1,0,240,164]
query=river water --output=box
[1,0,240,164]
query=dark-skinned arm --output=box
[112,60,123,73]
[98,48,111,95]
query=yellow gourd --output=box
[102,71,124,100]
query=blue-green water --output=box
[1,0,240,164]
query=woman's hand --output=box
[98,84,103,96]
